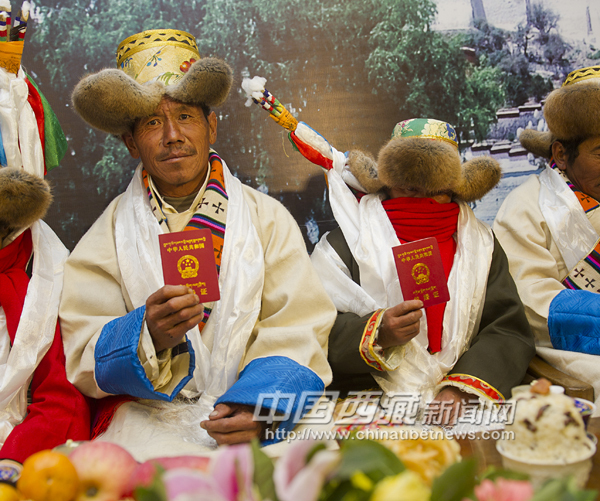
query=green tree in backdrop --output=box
[28,0,507,247]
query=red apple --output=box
[126,455,211,492]
[69,441,138,501]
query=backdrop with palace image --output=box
[22,0,600,250]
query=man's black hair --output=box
[200,104,211,120]
[556,137,586,166]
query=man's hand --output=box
[377,300,424,349]
[426,386,472,427]
[200,403,266,445]
[145,285,204,352]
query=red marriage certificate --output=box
[159,228,220,302]
[392,237,449,308]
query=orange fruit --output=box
[17,450,79,501]
[0,484,20,501]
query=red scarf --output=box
[0,230,33,342]
[382,197,460,353]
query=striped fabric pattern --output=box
[143,149,228,333]
[185,151,227,274]
[552,161,600,292]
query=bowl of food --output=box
[573,398,596,429]
[497,379,596,489]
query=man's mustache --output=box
[156,147,197,161]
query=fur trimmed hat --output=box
[0,168,52,234]
[520,65,600,158]
[348,118,501,202]
[72,29,233,135]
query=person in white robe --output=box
[60,29,335,461]
[494,65,600,412]
[241,82,536,424]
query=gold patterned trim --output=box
[359,309,386,371]
[117,29,199,67]
[418,135,459,149]
[562,65,600,87]
[440,373,505,402]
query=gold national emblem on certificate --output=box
[177,255,200,279]
[411,263,430,285]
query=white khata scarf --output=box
[311,161,493,403]
[112,158,265,447]
[538,164,600,275]
[0,222,68,444]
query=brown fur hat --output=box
[0,168,52,232]
[346,150,384,193]
[518,130,555,159]
[71,29,233,135]
[377,137,462,195]
[72,69,164,135]
[520,66,600,158]
[347,119,501,202]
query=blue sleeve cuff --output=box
[548,289,600,355]
[95,306,194,401]
[216,356,325,445]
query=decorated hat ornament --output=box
[390,118,458,146]
[351,118,502,202]
[72,29,233,135]
[520,65,600,159]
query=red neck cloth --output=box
[0,230,33,343]
[381,197,459,352]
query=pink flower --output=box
[163,468,228,501]
[471,478,534,501]
[210,443,257,501]
[273,440,341,501]
[162,444,256,501]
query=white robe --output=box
[494,172,600,413]
[60,164,335,461]
[310,157,494,403]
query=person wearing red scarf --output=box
[382,194,460,354]
[309,118,536,424]
[0,168,90,464]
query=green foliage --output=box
[336,439,405,480]
[468,19,508,55]
[458,64,506,142]
[91,134,137,198]
[529,2,559,40]
[250,439,278,501]
[27,0,539,233]
[320,439,405,501]
[479,465,529,481]
[134,465,168,501]
[543,33,568,66]
[498,53,533,106]
[30,0,463,194]
[530,74,554,102]
[463,19,557,107]
[430,459,477,501]
[530,477,597,501]
[365,3,504,145]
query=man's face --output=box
[123,97,217,197]
[554,136,600,201]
